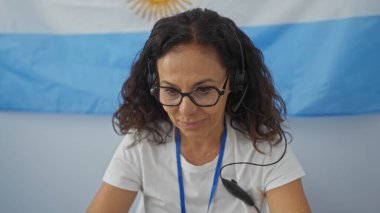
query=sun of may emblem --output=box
[127,0,192,21]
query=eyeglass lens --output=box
[158,87,220,106]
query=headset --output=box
[147,58,157,89]
[231,28,248,113]
[220,28,287,213]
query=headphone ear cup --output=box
[147,71,157,88]
[234,69,247,93]
[147,58,157,88]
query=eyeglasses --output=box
[150,76,229,107]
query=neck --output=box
[179,124,224,166]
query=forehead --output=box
[156,43,226,81]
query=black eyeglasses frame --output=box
[150,75,229,107]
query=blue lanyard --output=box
[175,127,227,213]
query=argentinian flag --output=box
[1,0,379,116]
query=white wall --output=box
[0,111,379,212]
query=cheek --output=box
[216,95,229,112]
[163,106,176,119]
[205,98,229,117]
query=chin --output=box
[179,128,208,139]
[176,119,208,135]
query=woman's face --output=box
[156,43,230,139]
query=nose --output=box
[178,95,198,115]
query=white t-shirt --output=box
[103,120,305,213]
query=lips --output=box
[179,119,205,130]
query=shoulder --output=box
[118,122,174,152]
[121,121,173,144]
[226,117,289,162]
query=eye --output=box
[163,87,180,96]
[194,87,213,94]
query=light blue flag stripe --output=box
[0,33,149,114]
[0,15,379,116]
[245,15,380,116]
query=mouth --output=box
[178,119,205,130]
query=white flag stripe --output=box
[1,0,380,33]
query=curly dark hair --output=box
[113,8,288,149]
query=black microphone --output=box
[221,178,255,206]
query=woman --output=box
[87,8,311,213]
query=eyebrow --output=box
[160,78,216,88]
